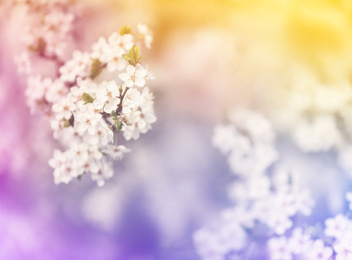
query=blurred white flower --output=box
[108,32,134,52]
[14,51,32,74]
[138,24,153,49]
[59,51,90,83]
[268,237,292,260]
[266,213,293,235]
[334,234,352,260]
[288,228,311,255]
[101,145,130,160]
[51,93,76,120]
[304,240,333,260]
[212,124,237,154]
[292,114,342,153]
[324,214,351,239]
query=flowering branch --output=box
[13,0,156,186]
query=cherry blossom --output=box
[14,8,157,186]
[305,240,333,260]
[288,228,311,255]
[108,32,134,52]
[324,214,351,239]
[119,64,148,87]
[194,110,315,260]
[268,237,292,260]
[137,24,153,49]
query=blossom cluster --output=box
[194,110,315,260]
[272,70,352,178]
[14,1,156,186]
[268,194,352,260]
[13,0,77,75]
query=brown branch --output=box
[116,87,129,116]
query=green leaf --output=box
[115,119,123,132]
[63,119,71,128]
[122,45,142,66]
[89,58,103,79]
[119,25,132,36]
[122,54,135,66]
[130,45,139,60]
[82,92,94,104]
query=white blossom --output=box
[292,190,315,216]
[101,145,130,160]
[93,81,120,113]
[108,32,134,52]
[145,64,155,80]
[107,54,126,72]
[138,24,153,49]
[59,51,90,83]
[14,52,32,74]
[51,93,76,120]
[268,237,292,260]
[334,233,352,260]
[43,10,74,38]
[74,103,103,135]
[212,124,237,154]
[91,37,111,63]
[119,64,148,88]
[45,78,68,103]
[304,240,333,260]
[91,160,114,187]
[288,228,311,255]
[266,213,293,235]
[122,87,156,140]
[292,114,342,153]
[324,214,350,239]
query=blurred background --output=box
[1,0,352,259]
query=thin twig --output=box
[116,87,130,115]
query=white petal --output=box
[119,73,130,81]
[126,65,135,75]
[122,34,133,43]
[64,111,72,120]
[135,78,145,87]
[88,126,96,135]
[126,80,134,87]
[145,113,157,123]
[107,81,117,92]
[136,68,147,78]
[104,100,118,113]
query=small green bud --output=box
[122,45,142,66]
[115,119,123,132]
[119,25,132,36]
[63,119,71,128]
[82,92,94,104]
[89,58,103,79]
